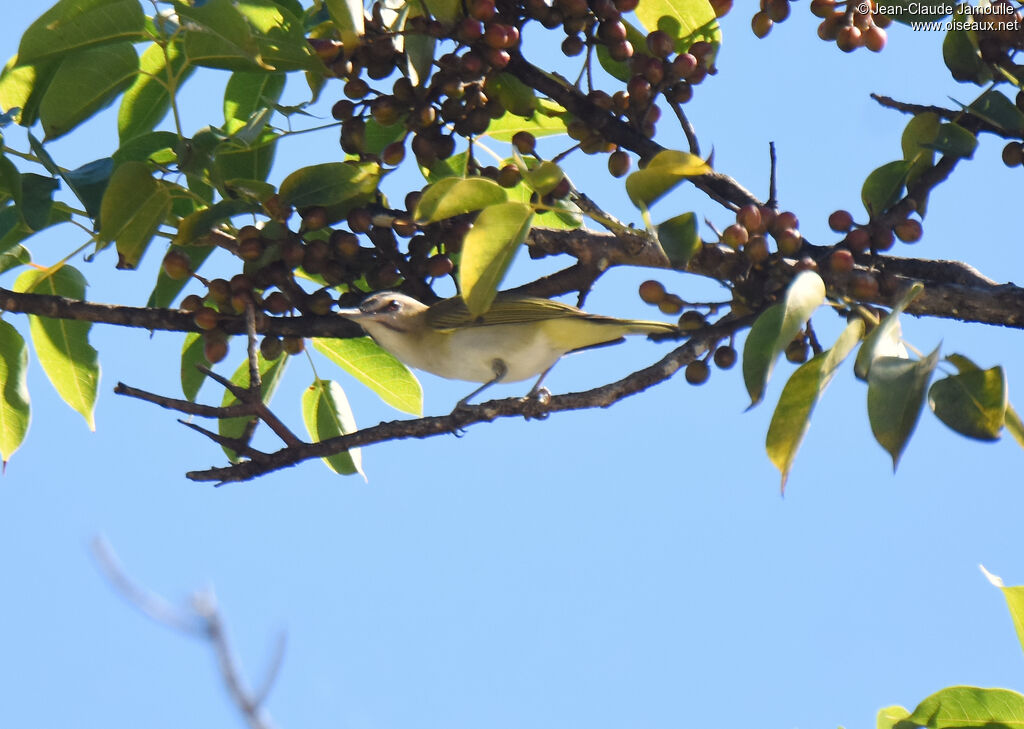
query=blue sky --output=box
[1,4,1023,729]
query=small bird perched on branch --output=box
[337,291,679,407]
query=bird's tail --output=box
[621,319,680,337]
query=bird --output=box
[336,291,679,407]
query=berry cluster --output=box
[751,0,793,38]
[810,0,889,52]
[824,208,921,300]
[721,204,803,265]
[636,279,737,385]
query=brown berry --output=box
[162,250,191,280]
[721,223,749,250]
[713,345,737,369]
[608,150,631,178]
[751,11,773,38]
[193,307,220,331]
[282,337,305,355]
[260,336,284,360]
[894,219,923,243]
[1002,142,1023,167]
[638,279,667,304]
[829,248,855,273]
[677,310,706,331]
[203,334,229,364]
[685,360,710,385]
[828,209,854,232]
[736,204,763,233]
[848,271,880,299]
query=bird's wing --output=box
[425,295,586,331]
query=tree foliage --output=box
[0,0,1020,490]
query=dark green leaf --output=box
[212,131,279,189]
[867,347,941,469]
[148,244,215,309]
[0,318,30,462]
[861,160,909,217]
[175,0,263,68]
[485,73,537,117]
[20,173,59,232]
[365,119,406,156]
[173,198,259,246]
[112,130,180,166]
[313,336,423,415]
[422,0,460,23]
[18,0,146,64]
[13,265,99,429]
[929,364,1006,441]
[278,161,381,212]
[943,20,991,85]
[39,42,139,140]
[923,122,977,159]
[656,211,701,266]
[180,331,208,401]
[65,157,114,222]
[302,378,364,477]
[968,89,1024,135]
[596,19,650,82]
[459,201,533,316]
[742,271,826,407]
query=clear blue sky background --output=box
[1,4,1022,728]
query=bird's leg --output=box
[525,362,557,401]
[455,359,508,409]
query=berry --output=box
[162,250,191,280]
[829,248,855,273]
[828,209,854,232]
[685,360,710,385]
[713,345,737,369]
[722,223,749,250]
[894,219,923,243]
[608,150,631,177]
[193,307,219,331]
[848,271,880,299]
[639,279,667,304]
[751,11,773,38]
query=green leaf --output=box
[595,19,649,82]
[173,198,258,247]
[176,0,263,68]
[861,160,910,216]
[900,686,1024,729]
[219,351,289,462]
[148,244,215,309]
[634,0,721,53]
[39,42,139,140]
[64,157,114,222]
[0,58,60,127]
[766,318,864,489]
[180,331,209,402]
[325,0,365,39]
[626,150,712,209]
[278,161,381,213]
[0,156,21,209]
[484,72,537,117]
[422,0,460,23]
[981,566,1024,658]
[942,17,990,85]
[224,70,285,135]
[421,150,470,182]
[460,201,534,316]
[20,173,59,232]
[877,706,911,729]
[99,161,172,269]
[928,362,1007,441]
[0,319,30,462]
[656,211,701,267]
[313,336,423,415]
[414,176,508,223]
[742,271,826,407]
[968,89,1024,135]
[867,347,941,469]
[118,42,192,143]
[18,0,146,65]
[481,100,568,142]
[392,3,434,88]
[521,160,565,196]
[1006,404,1024,450]
[13,266,99,430]
[925,122,977,159]
[113,130,180,167]
[854,282,923,380]
[901,112,940,162]
[0,201,71,253]
[302,378,364,477]
[212,131,279,188]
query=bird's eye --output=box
[384,299,402,313]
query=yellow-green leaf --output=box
[99,161,172,269]
[854,281,923,380]
[18,0,146,65]
[766,318,864,489]
[118,42,191,143]
[302,378,364,478]
[219,351,289,462]
[626,150,711,209]
[460,201,534,316]
[278,161,381,211]
[313,336,423,416]
[414,176,508,223]
[14,266,99,430]
[742,271,826,407]
[902,685,1024,729]
[929,365,1006,441]
[0,319,30,462]
[634,0,721,53]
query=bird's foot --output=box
[521,386,551,420]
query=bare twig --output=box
[91,537,282,729]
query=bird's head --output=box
[336,292,429,334]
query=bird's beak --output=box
[335,307,365,320]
